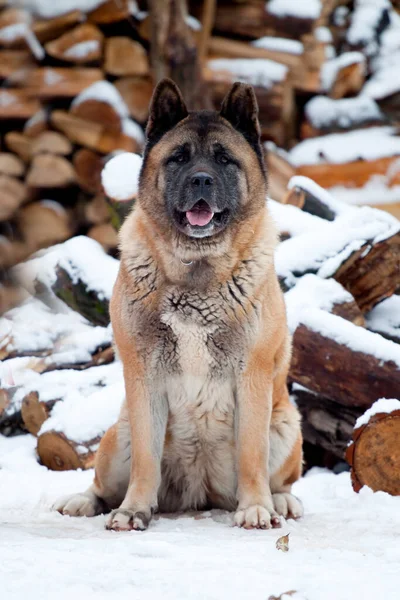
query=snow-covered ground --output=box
[1,434,400,600]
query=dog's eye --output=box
[170,153,189,164]
[218,154,230,165]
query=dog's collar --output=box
[180,258,193,266]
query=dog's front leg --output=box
[106,362,168,532]
[234,357,280,530]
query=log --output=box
[0,386,23,435]
[346,399,400,495]
[71,99,122,132]
[5,131,33,162]
[0,8,29,47]
[83,194,110,225]
[24,68,103,98]
[33,10,84,43]
[365,296,400,345]
[52,265,110,326]
[0,152,25,177]
[88,0,132,24]
[0,174,28,220]
[37,430,99,470]
[45,23,103,64]
[104,37,149,77]
[24,109,48,137]
[31,131,73,156]
[21,391,54,436]
[0,89,41,119]
[0,283,24,316]
[16,201,72,254]
[73,148,104,194]
[287,176,350,221]
[51,110,139,154]
[88,223,118,253]
[265,143,296,203]
[26,154,76,188]
[0,50,34,79]
[291,385,360,459]
[290,309,400,409]
[322,54,366,99]
[114,76,154,123]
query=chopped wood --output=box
[26,154,76,188]
[0,8,29,48]
[33,10,84,43]
[37,430,99,470]
[290,310,400,409]
[104,37,149,77]
[31,131,73,156]
[83,194,110,225]
[0,89,41,119]
[73,148,104,193]
[21,391,52,436]
[5,131,33,162]
[16,201,72,254]
[327,60,366,100]
[0,49,34,79]
[88,222,118,252]
[0,152,25,177]
[45,23,103,64]
[52,265,110,326]
[0,283,24,316]
[70,99,122,132]
[24,67,103,98]
[265,144,296,203]
[88,0,132,24]
[23,108,48,137]
[0,174,28,220]
[347,405,400,495]
[198,0,216,65]
[0,386,23,435]
[114,76,153,123]
[51,109,139,154]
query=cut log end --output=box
[347,410,400,496]
[37,431,95,471]
[21,391,49,436]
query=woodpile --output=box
[1,0,400,317]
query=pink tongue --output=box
[186,207,214,227]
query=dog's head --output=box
[138,79,267,250]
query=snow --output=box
[267,0,322,20]
[0,23,28,43]
[288,176,353,216]
[289,127,400,167]
[121,119,145,145]
[20,0,104,18]
[64,40,101,59]
[251,36,303,55]
[347,0,391,54]
[275,204,399,286]
[101,152,142,201]
[304,96,384,131]
[269,200,330,237]
[1,296,111,361]
[14,235,119,303]
[284,275,354,332]
[314,26,333,43]
[362,64,400,100]
[207,58,288,88]
[72,81,130,120]
[330,179,400,206]
[355,398,400,428]
[366,295,400,340]
[290,308,400,368]
[1,434,400,600]
[39,380,125,443]
[320,52,365,92]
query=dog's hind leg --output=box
[53,413,131,517]
[269,378,303,521]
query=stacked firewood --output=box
[1,173,400,495]
[1,0,400,318]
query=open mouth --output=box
[175,200,229,237]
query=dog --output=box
[53,79,303,531]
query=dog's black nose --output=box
[191,172,213,189]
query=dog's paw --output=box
[105,508,151,531]
[234,504,281,530]
[52,493,100,517]
[272,493,303,520]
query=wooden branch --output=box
[45,23,104,64]
[347,406,400,495]
[51,110,139,154]
[105,37,149,77]
[290,310,400,409]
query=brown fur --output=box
[53,80,303,530]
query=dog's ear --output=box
[219,82,261,153]
[146,79,188,147]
